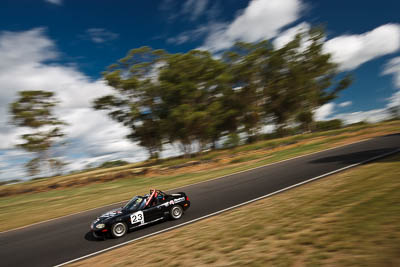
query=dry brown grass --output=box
[0,120,398,232]
[2,121,399,198]
[71,153,400,267]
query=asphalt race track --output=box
[1,134,399,267]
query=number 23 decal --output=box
[130,211,144,224]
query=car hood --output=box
[99,208,124,220]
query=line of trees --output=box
[94,28,352,158]
[9,28,353,176]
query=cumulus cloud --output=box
[273,23,400,70]
[314,103,335,121]
[273,22,310,49]
[333,109,389,124]
[382,56,400,88]
[338,101,352,108]
[0,28,57,70]
[0,28,142,181]
[313,91,399,124]
[200,0,304,52]
[85,28,119,44]
[387,90,400,108]
[45,0,62,5]
[314,102,391,124]
[189,0,400,73]
[324,24,400,71]
[381,57,400,112]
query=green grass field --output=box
[0,120,399,232]
[71,153,400,267]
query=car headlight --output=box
[95,223,105,229]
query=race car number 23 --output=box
[130,211,144,224]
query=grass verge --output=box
[0,120,399,232]
[70,153,400,267]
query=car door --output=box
[143,202,164,222]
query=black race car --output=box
[90,189,190,239]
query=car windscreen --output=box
[123,196,145,212]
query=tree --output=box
[95,27,353,158]
[9,90,66,176]
[224,28,352,136]
[296,111,314,132]
[158,50,228,155]
[93,46,167,158]
[290,28,352,132]
[314,119,343,131]
[223,41,272,141]
[96,48,233,158]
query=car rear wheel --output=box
[170,205,183,220]
[111,222,127,238]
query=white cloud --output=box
[85,28,119,44]
[66,155,113,172]
[0,28,143,180]
[333,109,389,124]
[167,25,209,45]
[200,0,304,52]
[273,22,310,49]
[0,28,57,70]
[382,56,400,88]
[167,34,190,45]
[192,1,399,73]
[387,90,400,108]
[45,0,62,5]
[338,101,352,108]
[314,97,398,124]
[314,103,335,121]
[324,24,400,71]
[61,108,148,159]
[254,22,400,72]
[0,126,31,150]
[182,0,209,21]
[381,57,400,111]
[314,90,400,124]
[314,103,391,124]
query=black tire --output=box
[170,205,183,220]
[111,222,127,238]
[92,231,102,240]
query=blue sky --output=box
[0,0,399,181]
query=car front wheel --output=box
[170,205,183,220]
[111,222,127,238]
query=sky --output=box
[0,0,399,181]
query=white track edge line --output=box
[0,137,376,234]
[54,148,400,267]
